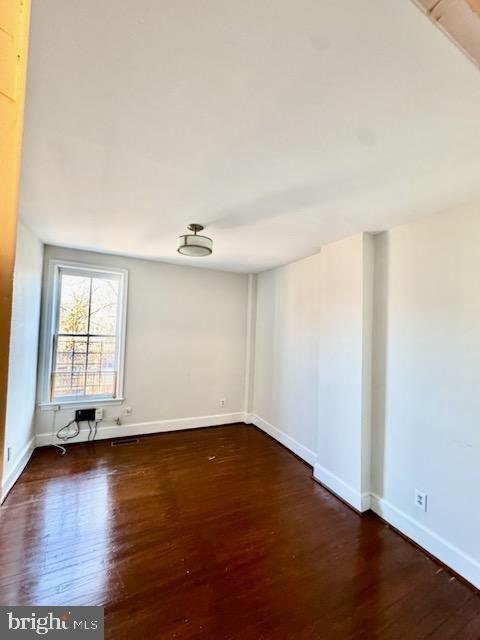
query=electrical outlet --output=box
[415,489,428,512]
[220,398,226,408]
[95,408,104,421]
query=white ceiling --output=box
[20,0,480,273]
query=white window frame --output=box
[39,259,128,407]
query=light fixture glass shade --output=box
[177,233,213,256]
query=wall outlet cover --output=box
[415,489,428,512]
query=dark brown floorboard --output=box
[0,424,478,639]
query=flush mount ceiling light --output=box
[177,224,213,257]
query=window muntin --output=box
[47,263,127,403]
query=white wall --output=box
[252,213,480,588]
[315,234,373,511]
[36,246,249,444]
[3,222,43,498]
[371,201,480,588]
[251,236,373,485]
[252,252,322,464]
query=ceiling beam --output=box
[413,0,480,68]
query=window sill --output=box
[39,398,125,411]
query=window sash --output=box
[51,334,118,401]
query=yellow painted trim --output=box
[0,0,31,482]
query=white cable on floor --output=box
[51,409,66,455]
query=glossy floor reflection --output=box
[1,425,479,639]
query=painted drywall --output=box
[252,252,322,464]
[243,274,257,415]
[36,246,249,443]
[315,234,373,511]
[252,215,480,587]
[3,222,43,497]
[371,201,480,587]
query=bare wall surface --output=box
[253,252,322,458]
[253,210,480,586]
[371,201,480,586]
[3,222,43,496]
[36,246,249,441]
[315,234,373,511]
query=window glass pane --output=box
[58,274,90,335]
[86,336,116,395]
[52,336,88,399]
[89,277,119,335]
[52,269,122,401]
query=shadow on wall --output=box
[371,231,389,500]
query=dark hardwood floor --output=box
[1,424,479,639]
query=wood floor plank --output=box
[0,424,478,639]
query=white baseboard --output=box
[313,462,370,512]
[250,414,317,466]
[36,412,246,447]
[1,436,36,503]
[370,493,480,589]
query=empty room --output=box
[1,0,480,638]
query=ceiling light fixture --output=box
[177,224,213,257]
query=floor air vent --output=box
[111,437,140,447]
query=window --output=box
[41,261,128,405]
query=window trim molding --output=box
[38,259,129,407]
